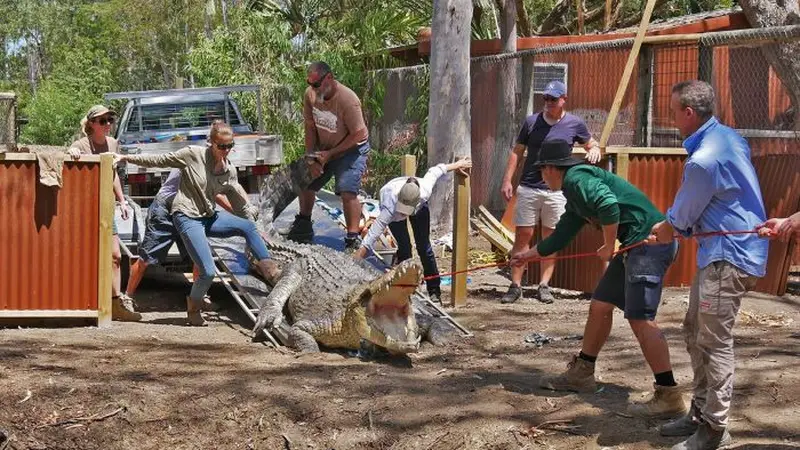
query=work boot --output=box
[112,294,142,322]
[538,285,555,304]
[661,401,702,436]
[344,235,362,254]
[186,296,208,327]
[428,288,442,304]
[286,214,314,244]
[671,422,732,450]
[627,383,688,418]
[539,354,597,393]
[501,284,522,304]
[256,259,282,286]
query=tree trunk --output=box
[738,0,800,130]
[486,0,517,216]
[427,0,473,230]
[221,0,229,28]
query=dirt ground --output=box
[1,259,799,450]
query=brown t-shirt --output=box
[69,136,120,155]
[303,82,368,151]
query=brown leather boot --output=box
[112,294,142,322]
[627,383,688,418]
[186,296,207,327]
[539,355,597,393]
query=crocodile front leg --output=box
[252,259,304,337]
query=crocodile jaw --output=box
[359,260,422,353]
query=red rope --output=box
[393,229,764,286]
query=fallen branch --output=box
[36,405,126,429]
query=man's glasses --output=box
[543,96,559,102]
[216,142,235,151]
[94,117,115,126]
[307,72,329,89]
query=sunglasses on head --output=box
[543,95,560,102]
[94,117,115,126]
[307,72,329,89]
[216,142,235,150]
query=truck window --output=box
[126,101,243,133]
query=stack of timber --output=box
[471,205,515,255]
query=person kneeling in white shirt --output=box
[354,158,472,303]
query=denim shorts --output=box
[308,142,370,194]
[593,240,679,320]
[138,197,186,265]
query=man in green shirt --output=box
[510,140,685,419]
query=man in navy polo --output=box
[499,80,602,304]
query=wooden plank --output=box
[401,154,417,257]
[0,310,99,318]
[604,0,611,30]
[599,0,658,149]
[606,146,686,155]
[97,154,114,327]
[616,152,630,181]
[451,171,470,307]
[471,218,513,254]
[477,205,515,243]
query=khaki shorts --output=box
[514,186,566,229]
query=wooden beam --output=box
[477,205,515,242]
[401,154,416,177]
[451,170,470,307]
[97,154,114,327]
[471,218,512,254]
[615,153,630,180]
[599,0,658,149]
[606,146,686,155]
[576,0,584,34]
[605,0,612,30]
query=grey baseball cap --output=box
[396,179,421,215]
[86,105,117,120]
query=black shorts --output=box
[593,240,678,320]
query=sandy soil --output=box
[1,260,799,450]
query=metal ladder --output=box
[210,251,288,348]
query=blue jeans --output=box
[173,211,270,300]
[388,204,440,296]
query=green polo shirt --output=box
[537,164,665,256]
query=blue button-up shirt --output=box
[666,117,768,277]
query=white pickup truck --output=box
[105,84,283,201]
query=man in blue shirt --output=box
[650,80,768,450]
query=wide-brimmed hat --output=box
[533,139,584,167]
[86,105,117,120]
[396,178,421,215]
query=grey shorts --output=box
[593,240,679,320]
[308,142,370,195]
[514,186,566,229]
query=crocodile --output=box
[251,158,451,353]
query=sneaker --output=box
[537,285,555,304]
[539,354,597,393]
[671,422,732,450]
[287,214,314,244]
[201,295,220,312]
[661,402,701,437]
[428,289,442,304]
[112,294,142,322]
[501,284,522,304]
[627,383,688,419]
[344,235,362,254]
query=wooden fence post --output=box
[451,170,470,307]
[97,154,114,327]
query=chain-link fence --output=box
[0,92,16,145]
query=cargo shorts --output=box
[308,142,370,195]
[593,240,679,320]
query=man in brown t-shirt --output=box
[286,61,370,253]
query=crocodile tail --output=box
[257,157,315,236]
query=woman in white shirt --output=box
[354,158,471,303]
